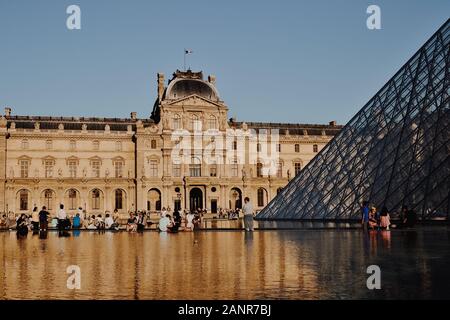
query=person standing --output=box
[31,206,39,231]
[361,201,370,232]
[39,206,50,231]
[242,197,254,231]
[57,204,67,232]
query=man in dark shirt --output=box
[39,206,50,231]
[361,201,370,232]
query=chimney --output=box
[157,73,165,101]
[329,120,336,126]
[130,112,137,120]
[208,75,216,86]
[4,107,11,117]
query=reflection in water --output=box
[0,227,449,299]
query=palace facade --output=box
[0,70,342,216]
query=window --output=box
[256,163,263,177]
[91,189,101,210]
[192,115,201,131]
[149,160,158,177]
[295,144,300,153]
[172,115,181,130]
[231,159,238,177]
[172,163,181,177]
[151,140,157,149]
[257,188,265,207]
[116,141,122,152]
[256,143,261,152]
[277,144,281,152]
[208,116,216,130]
[210,164,217,177]
[69,140,76,151]
[21,139,29,150]
[313,144,318,153]
[276,162,283,178]
[232,140,237,150]
[44,189,54,210]
[294,162,302,175]
[114,161,123,178]
[44,160,54,178]
[19,190,29,210]
[46,140,53,150]
[189,157,201,177]
[68,160,77,178]
[20,160,29,178]
[68,189,77,210]
[91,161,101,178]
[115,189,123,210]
[93,140,100,151]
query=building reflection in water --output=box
[0,228,449,299]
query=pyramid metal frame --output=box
[257,19,450,221]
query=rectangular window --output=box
[20,160,29,178]
[172,164,181,177]
[231,161,238,177]
[116,141,122,152]
[208,118,216,130]
[295,144,300,153]
[44,160,54,178]
[150,160,158,177]
[294,163,302,175]
[277,163,282,178]
[21,140,29,150]
[114,161,123,178]
[190,164,201,177]
[173,117,181,130]
[70,140,76,151]
[256,143,261,152]
[46,140,53,150]
[92,161,101,178]
[68,161,77,178]
[210,165,217,177]
[313,144,318,153]
[276,144,281,152]
[93,140,100,151]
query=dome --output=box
[164,70,220,101]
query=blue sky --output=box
[0,0,448,124]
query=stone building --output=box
[0,70,342,216]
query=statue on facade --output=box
[105,168,110,178]
[82,167,87,178]
[58,168,63,177]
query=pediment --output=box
[166,94,223,108]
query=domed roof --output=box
[165,70,220,101]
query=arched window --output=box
[91,189,101,210]
[294,162,302,175]
[115,189,123,210]
[44,189,54,210]
[68,189,77,210]
[19,190,29,211]
[257,188,266,207]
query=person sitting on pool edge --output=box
[158,214,171,232]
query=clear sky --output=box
[0,0,448,125]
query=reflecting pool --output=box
[0,227,449,299]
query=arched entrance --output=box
[189,187,203,212]
[147,188,161,212]
[229,187,242,210]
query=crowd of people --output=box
[361,202,417,231]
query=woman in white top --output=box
[186,212,195,231]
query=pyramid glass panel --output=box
[257,19,450,221]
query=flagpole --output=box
[183,49,186,71]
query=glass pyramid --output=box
[257,19,450,221]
